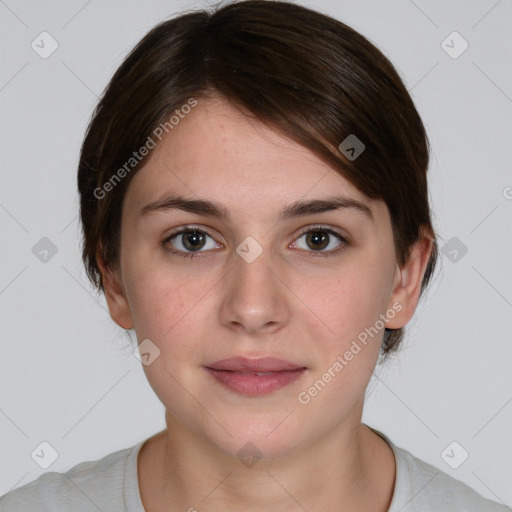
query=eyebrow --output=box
[140,194,373,221]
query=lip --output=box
[205,356,305,372]
[203,357,307,396]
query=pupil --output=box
[308,231,328,250]
[181,230,330,252]
[184,231,204,251]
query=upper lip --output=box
[205,357,306,372]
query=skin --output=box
[99,96,433,511]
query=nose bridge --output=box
[231,236,278,304]
[219,236,288,333]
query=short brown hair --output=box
[78,0,438,358]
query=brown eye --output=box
[165,227,220,257]
[305,230,330,250]
[293,227,347,257]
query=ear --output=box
[385,230,434,330]
[97,251,134,330]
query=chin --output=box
[209,415,309,463]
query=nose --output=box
[219,241,290,336]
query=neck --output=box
[138,411,396,512]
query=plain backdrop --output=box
[1,0,511,505]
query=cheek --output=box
[307,264,391,350]
[127,271,206,406]
[294,271,385,417]
[123,263,199,343]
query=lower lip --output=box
[203,367,307,396]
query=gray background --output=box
[1,0,511,506]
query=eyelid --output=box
[165,224,218,239]
[294,223,347,240]
[164,223,347,242]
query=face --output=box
[102,96,428,460]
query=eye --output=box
[163,224,348,259]
[291,225,347,257]
[164,226,221,258]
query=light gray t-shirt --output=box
[1,428,509,511]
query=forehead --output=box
[123,97,380,217]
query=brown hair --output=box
[78,0,438,358]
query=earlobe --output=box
[385,233,434,330]
[96,252,134,330]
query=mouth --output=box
[203,357,307,396]
[205,356,305,372]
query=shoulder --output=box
[390,443,509,511]
[0,442,142,512]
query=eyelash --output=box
[162,224,349,259]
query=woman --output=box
[1,1,507,510]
